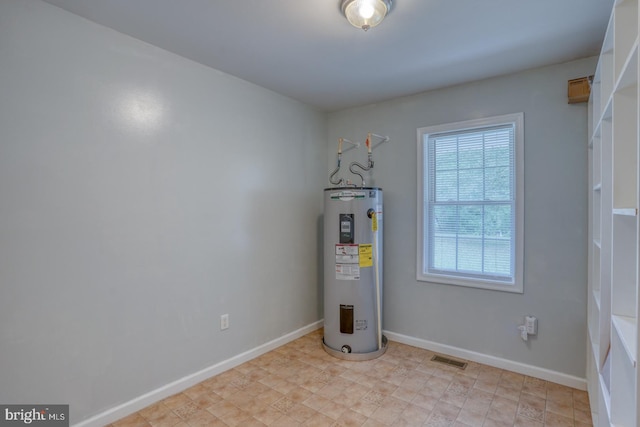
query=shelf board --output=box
[602,97,613,122]
[612,315,637,367]
[612,207,638,216]
[592,120,602,140]
[614,39,639,91]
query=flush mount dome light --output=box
[341,0,394,31]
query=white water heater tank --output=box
[322,187,386,360]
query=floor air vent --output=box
[431,355,468,369]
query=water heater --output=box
[323,187,386,360]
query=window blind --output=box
[425,124,515,282]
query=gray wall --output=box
[0,1,325,423]
[328,57,595,378]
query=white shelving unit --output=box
[588,0,640,426]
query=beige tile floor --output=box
[109,329,592,427]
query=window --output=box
[416,113,524,293]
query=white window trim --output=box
[416,113,524,293]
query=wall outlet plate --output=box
[220,314,229,330]
[525,316,537,335]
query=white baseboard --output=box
[73,320,324,427]
[384,330,587,391]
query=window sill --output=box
[417,272,523,294]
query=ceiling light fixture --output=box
[341,0,394,31]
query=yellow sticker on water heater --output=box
[359,244,373,267]
[371,213,378,232]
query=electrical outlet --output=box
[220,314,229,330]
[525,316,537,335]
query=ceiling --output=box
[42,0,612,111]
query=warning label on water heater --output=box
[358,244,372,267]
[336,244,359,256]
[336,263,360,280]
[335,244,359,280]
